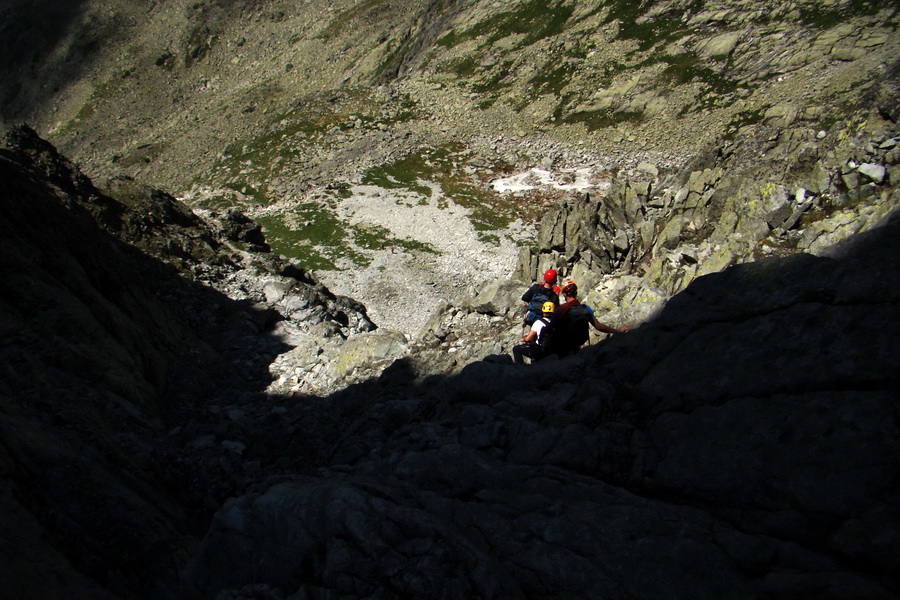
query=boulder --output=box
[326,329,409,381]
[468,279,524,317]
[858,162,886,184]
[701,31,740,57]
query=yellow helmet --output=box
[542,301,555,314]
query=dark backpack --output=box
[525,288,555,324]
[550,304,591,355]
[536,317,553,351]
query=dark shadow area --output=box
[0,0,268,122]
[0,125,321,599]
[2,125,898,599]
[0,1,90,118]
[194,209,898,600]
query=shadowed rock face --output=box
[1,127,898,599]
[0,127,375,599]
[0,126,200,599]
[181,217,900,599]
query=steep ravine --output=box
[1,124,899,600]
[0,1,899,598]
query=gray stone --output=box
[701,32,740,57]
[262,278,294,303]
[766,203,793,229]
[831,46,865,61]
[469,279,523,316]
[858,163,886,184]
[842,170,861,190]
[637,162,659,178]
[327,329,409,380]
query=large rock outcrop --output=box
[181,211,900,599]
[0,126,377,599]
[520,101,899,329]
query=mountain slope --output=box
[2,1,897,339]
[1,2,899,593]
[1,1,895,196]
[2,124,898,600]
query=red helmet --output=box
[543,269,557,283]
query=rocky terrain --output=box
[1,0,899,598]
[2,124,898,600]
[2,0,899,336]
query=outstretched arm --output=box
[591,317,627,334]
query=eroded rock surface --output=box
[183,212,900,600]
[0,126,374,598]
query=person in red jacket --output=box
[548,282,627,357]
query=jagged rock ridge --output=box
[516,106,900,328]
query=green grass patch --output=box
[352,223,393,250]
[603,0,704,51]
[223,179,268,204]
[255,206,441,271]
[352,223,439,254]
[362,165,433,197]
[437,0,574,49]
[362,145,466,196]
[326,182,354,199]
[799,0,885,28]
[204,87,419,206]
[441,178,511,231]
[266,203,345,247]
[255,204,347,270]
[254,200,442,271]
[394,237,440,254]
[189,192,241,213]
[362,144,527,242]
[57,71,132,135]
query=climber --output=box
[512,301,556,364]
[521,268,560,326]
[545,282,627,357]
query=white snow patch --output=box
[491,167,610,194]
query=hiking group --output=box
[513,268,627,364]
